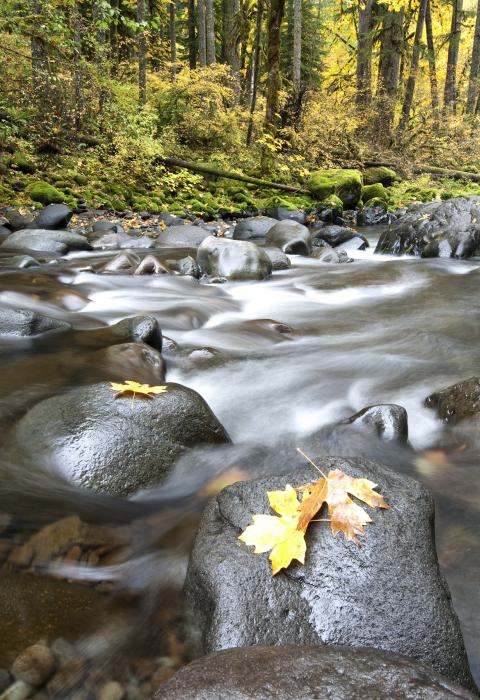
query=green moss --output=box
[0,183,15,203]
[25,181,66,205]
[363,197,387,208]
[362,183,388,202]
[316,194,343,212]
[308,169,363,207]
[9,152,36,174]
[363,166,397,186]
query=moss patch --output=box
[362,183,388,202]
[25,181,66,205]
[363,166,397,186]
[308,169,363,207]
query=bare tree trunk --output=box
[398,0,428,129]
[444,0,463,113]
[205,0,216,64]
[197,0,207,66]
[137,0,147,105]
[224,0,241,75]
[93,0,108,111]
[263,0,286,150]
[188,0,197,68]
[467,0,480,113]
[425,0,439,118]
[356,0,375,105]
[30,0,50,107]
[376,7,403,129]
[246,0,264,144]
[292,0,302,96]
[169,0,177,79]
[72,0,83,133]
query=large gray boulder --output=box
[156,646,477,700]
[0,308,70,338]
[156,225,212,247]
[29,204,73,230]
[425,377,480,426]
[265,220,312,255]
[184,456,474,689]
[0,229,90,254]
[375,197,480,257]
[12,382,230,497]
[197,236,272,280]
[232,217,277,241]
[313,224,368,249]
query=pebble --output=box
[96,681,125,700]
[0,681,33,700]
[46,660,85,696]
[11,644,55,686]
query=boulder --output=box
[264,247,291,270]
[91,220,125,234]
[197,237,272,281]
[425,377,480,426]
[73,315,162,351]
[155,646,477,700]
[232,217,277,241]
[184,457,474,688]
[0,229,90,255]
[90,342,166,384]
[156,225,212,247]
[7,255,40,269]
[0,226,11,241]
[29,204,72,230]
[100,252,140,274]
[265,221,312,255]
[120,236,154,249]
[168,256,201,278]
[90,233,123,250]
[5,208,34,231]
[363,166,397,186]
[0,309,70,338]
[265,207,306,224]
[357,204,393,227]
[362,183,388,202]
[313,225,368,249]
[375,197,480,258]
[312,247,353,263]
[13,382,230,497]
[133,255,169,275]
[159,212,187,227]
[308,169,363,208]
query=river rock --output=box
[425,377,480,426]
[0,229,90,254]
[8,255,40,269]
[0,309,70,338]
[264,247,291,270]
[312,247,353,263]
[375,197,480,257]
[134,254,169,275]
[155,645,477,700]
[156,225,212,247]
[29,204,72,230]
[168,256,201,278]
[313,224,368,249]
[73,315,162,351]
[265,220,312,255]
[159,212,186,227]
[120,236,154,249]
[345,403,408,443]
[90,233,124,250]
[265,207,306,224]
[197,237,272,280]
[90,342,166,383]
[11,645,55,686]
[184,456,474,688]
[13,382,230,496]
[100,252,140,273]
[232,217,277,241]
[5,208,34,231]
[0,226,12,241]
[357,203,393,227]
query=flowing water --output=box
[0,227,479,688]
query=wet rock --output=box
[184,456,473,688]
[197,237,272,281]
[159,212,186,227]
[14,382,230,496]
[5,209,34,232]
[50,639,77,666]
[156,225,212,247]
[0,680,33,700]
[96,681,125,700]
[168,256,201,278]
[134,255,169,275]
[0,309,70,338]
[265,207,306,224]
[357,204,393,227]
[8,255,40,269]
[313,224,368,249]
[345,403,409,443]
[74,315,162,352]
[91,342,166,384]
[120,236,154,250]
[184,347,224,370]
[0,229,90,255]
[90,233,124,250]
[155,645,477,700]
[263,247,291,270]
[11,644,56,686]
[265,220,312,255]
[101,252,140,274]
[46,660,86,696]
[0,226,12,241]
[92,221,125,234]
[0,671,10,694]
[232,217,277,241]
[425,377,480,426]
[375,197,480,257]
[312,247,353,263]
[29,204,72,230]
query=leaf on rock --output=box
[110,380,168,399]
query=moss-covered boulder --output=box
[25,181,65,205]
[362,183,388,202]
[363,166,397,186]
[308,169,363,208]
[363,196,388,209]
[317,194,343,212]
[9,152,36,174]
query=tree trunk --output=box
[169,0,177,79]
[30,0,49,107]
[356,0,375,105]
[188,0,197,68]
[93,0,108,111]
[246,0,264,144]
[467,0,480,113]
[292,0,302,96]
[264,0,286,135]
[205,0,216,64]
[398,0,428,129]
[444,0,463,113]
[137,0,147,105]
[376,7,403,129]
[425,0,439,118]
[72,0,83,133]
[197,0,207,66]
[224,0,241,75]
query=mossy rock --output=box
[363,197,388,209]
[363,166,397,186]
[25,181,66,205]
[308,169,363,207]
[9,152,36,174]
[362,183,388,202]
[0,183,15,203]
[316,194,343,212]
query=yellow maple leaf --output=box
[239,485,307,575]
[110,380,168,400]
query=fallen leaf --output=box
[110,380,168,399]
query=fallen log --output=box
[157,156,311,195]
[413,165,480,183]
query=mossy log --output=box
[414,165,480,182]
[158,157,311,194]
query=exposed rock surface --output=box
[0,229,90,255]
[232,217,277,241]
[425,377,480,426]
[0,309,70,338]
[197,236,272,280]
[28,204,73,231]
[265,220,312,255]
[156,645,477,700]
[156,225,212,247]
